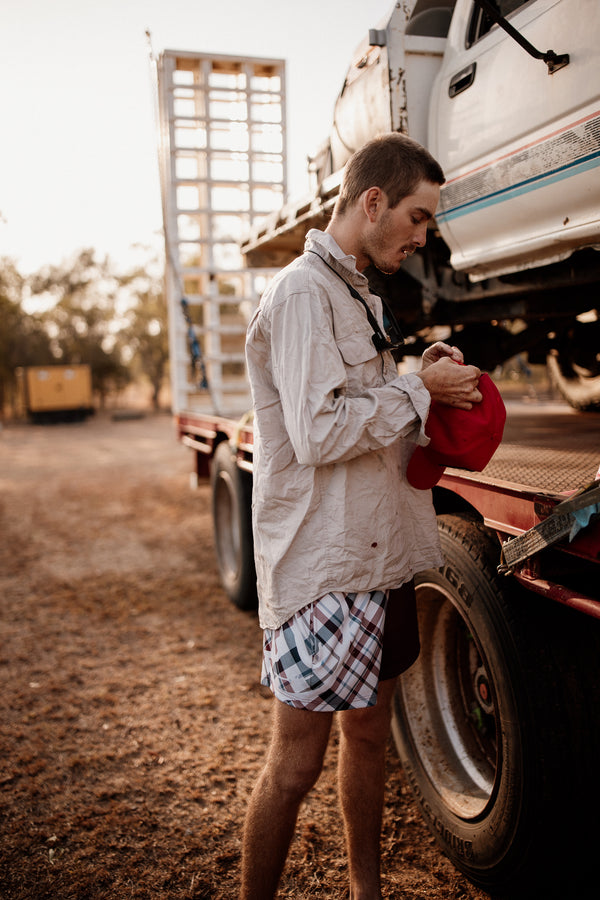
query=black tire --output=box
[210,441,257,611]
[546,322,600,411]
[391,512,600,898]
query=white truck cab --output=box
[431,0,600,279]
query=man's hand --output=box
[416,353,483,410]
[420,341,464,369]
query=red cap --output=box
[407,373,506,490]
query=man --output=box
[242,133,482,899]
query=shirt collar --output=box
[304,229,369,288]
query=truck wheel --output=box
[391,512,600,897]
[546,324,600,411]
[210,441,257,611]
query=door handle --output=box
[448,62,477,97]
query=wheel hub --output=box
[475,666,494,716]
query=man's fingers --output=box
[417,359,484,406]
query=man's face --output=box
[361,180,440,275]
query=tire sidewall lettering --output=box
[440,562,472,607]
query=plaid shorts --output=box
[261,590,387,712]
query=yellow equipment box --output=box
[17,365,94,421]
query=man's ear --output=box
[362,187,384,223]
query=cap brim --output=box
[406,446,446,490]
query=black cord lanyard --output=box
[306,249,404,352]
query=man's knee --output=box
[264,703,332,801]
[340,714,388,753]
[262,747,324,802]
[339,684,396,749]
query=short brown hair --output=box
[335,132,445,216]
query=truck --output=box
[154,3,600,895]
[243,0,600,414]
[15,364,94,423]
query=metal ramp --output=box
[155,49,287,416]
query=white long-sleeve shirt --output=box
[245,229,443,630]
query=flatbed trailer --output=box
[176,400,600,895]
[179,401,600,611]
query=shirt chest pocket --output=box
[336,330,378,365]
[335,330,384,393]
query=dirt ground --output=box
[0,412,494,899]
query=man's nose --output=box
[415,222,430,246]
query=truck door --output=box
[429,0,600,278]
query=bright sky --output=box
[0,0,394,274]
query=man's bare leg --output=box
[337,678,397,900]
[240,700,333,900]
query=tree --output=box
[0,258,53,416]
[118,259,169,411]
[29,249,130,405]
[1,248,169,416]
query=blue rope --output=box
[180,297,209,390]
